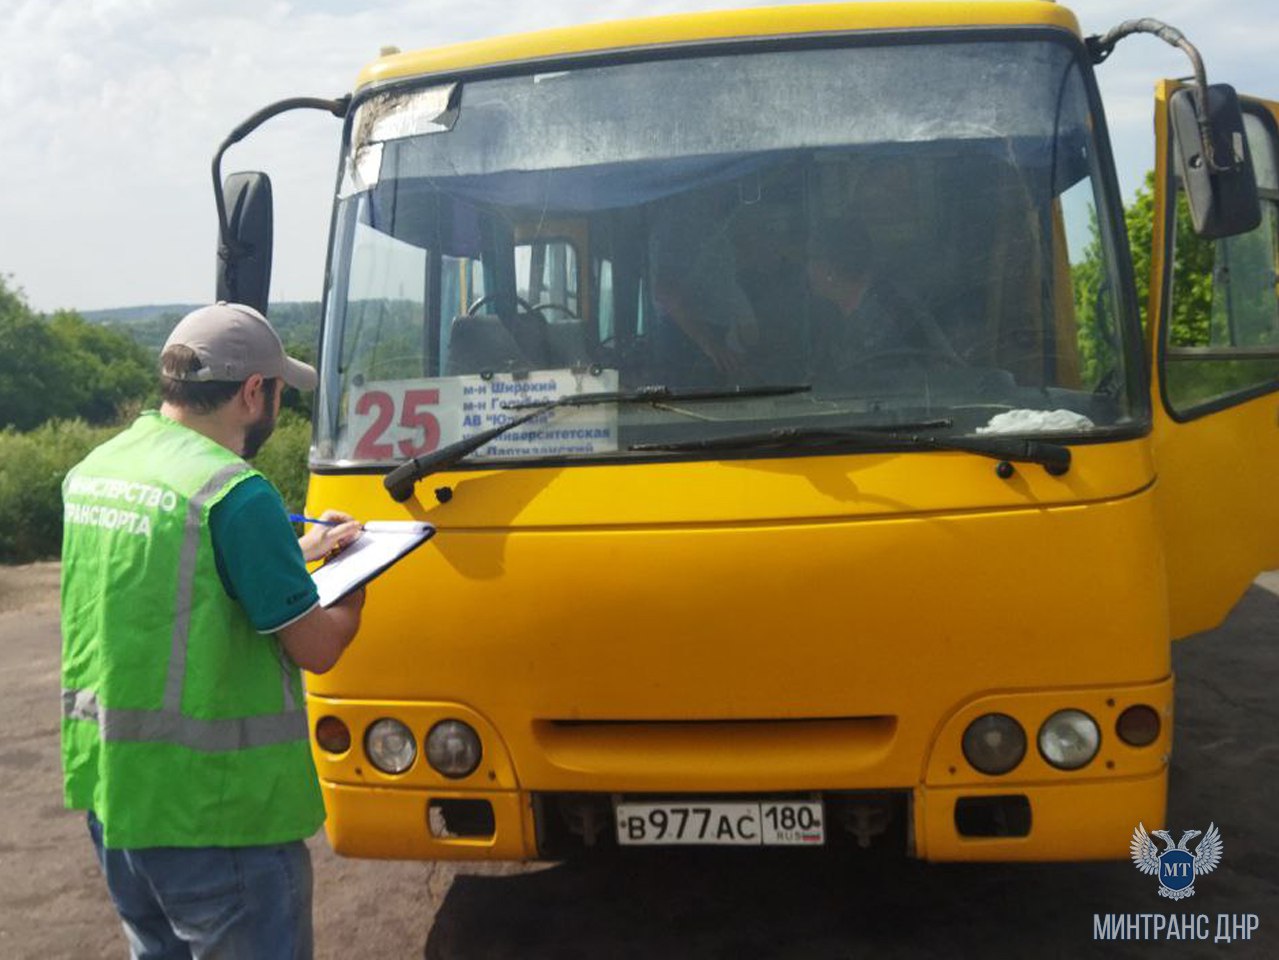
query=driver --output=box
[649,188,760,379]
[806,216,959,383]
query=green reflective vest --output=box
[61,412,324,849]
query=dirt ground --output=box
[2,564,1275,958]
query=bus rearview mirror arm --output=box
[1086,19,1260,240]
[212,95,351,313]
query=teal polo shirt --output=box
[209,476,319,633]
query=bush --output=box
[0,412,313,564]
[0,420,124,562]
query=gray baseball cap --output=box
[162,302,317,391]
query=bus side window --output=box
[344,220,429,382]
[1164,109,1279,413]
[596,259,615,343]
[517,240,580,318]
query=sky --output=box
[1,0,1275,313]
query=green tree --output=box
[0,278,154,430]
[1156,178,1216,348]
[264,301,322,418]
[1069,206,1115,386]
[0,279,79,429]
[1072,170,1217,382]
[1114,170,1214,344]
[47,310,155,422]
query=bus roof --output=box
[356,2,1081,90]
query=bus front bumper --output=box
[318,770,1166,862]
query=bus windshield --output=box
[315,36,1144,467]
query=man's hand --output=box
[686,322,748,375]
[332,585,366,617]
[703,332,747,375]
[298,509,363,563]
[278,585,365,674]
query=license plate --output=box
[615,799,825,846]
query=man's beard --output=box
[242,408,277,459]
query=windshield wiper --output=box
[631,423,1071,474]
[383,383,811,501]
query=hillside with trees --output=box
[1,279,154,431]
[81,300,321,362]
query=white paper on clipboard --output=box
[312,521,435,607]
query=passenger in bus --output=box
[806,216,961,384]
[649,190,760,380]
[730,201,811,383]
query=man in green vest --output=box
[61,302,366,959]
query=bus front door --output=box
[1151,83,1279,639]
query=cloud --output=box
[1,0,1274,311]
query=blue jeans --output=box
[87,812,313,960]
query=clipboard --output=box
[311,521,436,607]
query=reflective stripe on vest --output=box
[63,460,306,752]
[60,688,307,751]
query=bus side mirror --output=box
[216,171,274,314]
[1170,84,1262,240]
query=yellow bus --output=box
[213,3,1279,862]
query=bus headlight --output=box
[426,720,483,779]
[365,718,417,774]
[961,713,1026,775]
[1038,709,1100,770]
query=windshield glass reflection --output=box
[316,38,1143,466]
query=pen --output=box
[289,514,342,527]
